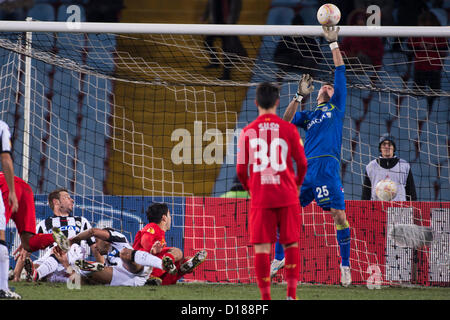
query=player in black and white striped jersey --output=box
[16,188,97,282]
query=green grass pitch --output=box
[8,282,450,300]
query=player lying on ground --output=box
[271,26,352,287]
[13,188,97,283]
[54,226,206,286]
[133,202,207,285]
[52,227,164,286]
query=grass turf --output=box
[8,281,450,300]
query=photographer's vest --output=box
[366,158,409,201]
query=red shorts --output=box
[249,204,300,244]
[0,177,36,234]
[150,247,184,285]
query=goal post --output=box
[0,21,448,37]
[0,20,449,286]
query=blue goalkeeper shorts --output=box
[300,156,345,211]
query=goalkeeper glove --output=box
[294,74,314,102]
[322,25,340,50]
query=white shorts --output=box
[46,270,69,283]
[110,260,151,287]
[36,243,87,273]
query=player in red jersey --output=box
[236,82,307,300]
[133,202,207,285]
[0,121,55,299]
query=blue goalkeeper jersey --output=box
[292,65,346,163]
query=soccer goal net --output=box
[1,20,448,286]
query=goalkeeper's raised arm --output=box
[323,25,346,114]
[322,25,344,67]
[282,73,314,122]
[282,25,344,123]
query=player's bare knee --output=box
[332,209,347,225]
[120,248,133,261]
[169,247,183,262]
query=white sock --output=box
[36,255,59,279]
[0,242,9,291]
[47,272,69,283]
[133,250,163,269]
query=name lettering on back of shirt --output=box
[258,122,280,131]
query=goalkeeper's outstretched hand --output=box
[322,25,340,43]
[298,74,314,98]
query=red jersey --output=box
[236,113,307,209]
[0,172,36,234]
[132,222,167,252]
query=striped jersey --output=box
[0,120,12,154]
[36,215,95,247]
[104,229,132,266]
[292,65,347,163]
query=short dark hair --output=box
[146,202,169,224]
[256,82,279,110]
[48,188,69,211]
[322,81,334,88]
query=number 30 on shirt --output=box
[249,138,288,172]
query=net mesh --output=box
[0,28,448,285]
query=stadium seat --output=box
[27,4,55,21]
[33,0,58,3]
[266,6,295,25]
[51,94,78,136]
[0,48,17,74]
[60,0,88,3]
[257,7,296,64]
[31,59,51,94]
[271,0,301,5]
[298,6,319,25]
[381,51,409,79]
[53,69,81,94]
[87,33,117,51]
[411,160,433,200]
[86,34,116,74]
[26,4,56,51]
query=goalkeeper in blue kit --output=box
[271,25,352,287]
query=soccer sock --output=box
[0,240,9,290]
[254,252,271,300]
[36,254,59,279]
[28,233,55,252]
[274,241,285,261]
[284,246,300,299]
[67,244,84,265]
[133,250,163,269]
[336,221,351,267]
